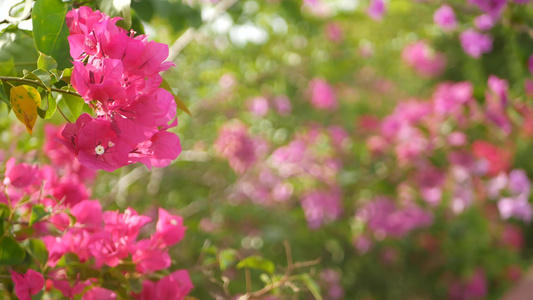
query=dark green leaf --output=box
[26,239,49,267]
[37,52,57,70]
[0,236,26,265]
[0,28,39,76]
[29,205,49,226]
[96,0,132,30]
[236,255,275,274]
[32,0,71,70]
[0,81,11,107]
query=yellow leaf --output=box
[10,85,41,134]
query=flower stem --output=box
[0,76,81,97]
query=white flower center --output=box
[170,219,178,226]
[108,141,115,147]
[95,145,105,155]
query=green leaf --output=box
[0,236,26,265]
[128,277,143,293]
[61,92,84,119]
[44,93,57,119]
[0,81,10,107]
[236,255,275,274]
[161,80,191,115]
[298,274,323,300]
[26,239,49,267]
[0,203,9,234]
[0,28,39,76]
[96,0,132,30]
[29,205,49,226]
[32,69,52,91]
[219,249,237,271]
[59,68,72,84]
[32,0,71,70]
[37,52,57,70]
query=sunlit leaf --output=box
[26,239,49,267]
[32,0,71,70]
[37,51,57,70]
[0,28,38,76]
[219,249,237,271]
[61,91,84,119]
[236,255,275,274]
[10,85,41,134]
[0,80,10,107]
[29,204,49,226]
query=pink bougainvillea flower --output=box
[59,114,132,172]
[325,22,343,43]
[87,231,126,267]
[214,121,266,173]
[3,158,38,188]
[137,270,193,300]
[132,244,171,273]
[53,279,90,299]
[402,41,446,77]
[308,78,338,110]
[273,95,292,116]
[71,59,127,105]
[468,0,506,17]
[459,29,493,58]
[153,208,186,248]
[70,200,103,230]
[247,96,269,117]
[10,269,45,300]
[474,14,495,31]
[367,0,386,20]
[434,5,457,31]
[103,207,151,243]
[301,187,343,229]
[472,140,512,176]
[82,287,117,300]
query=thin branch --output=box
[56,106,72,123]
[0,76,82,97]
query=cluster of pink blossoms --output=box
[3,125,192,299]
[59,7,180,172]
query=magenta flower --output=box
[468,0,506,17]
[53,279,90,299]
[434,5,457,31]
[367,0,386,20]
[3,158,38,188]
[247,96,269,117]
[301,187,343,229]
[59,114,132,172]
[402,41,446,77]
[82,287,117,300]
[214,121,266,173]
[273,95,292,116]
[474,14,495,31]
[10,269,45,300]
[153,208,186,248]
[325,22,343,43]
[137,270,193,300]
[308,78,338,110]
[459,29,493,58]
[132,245,171,273]
[70,200,103,230]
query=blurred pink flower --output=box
[367,0,386,20]
[273,95,292,116]
[434,5,457,31]
[82,287,117,300]
[309,78,338,110]
[247,96,269,117]
[325,22,343,43]
[402,41,446,77]
[301,187,343,229]
[459,29,493,58]
[474,14,495,31]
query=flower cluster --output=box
[2,126,192,299]
[59,7,181,172]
